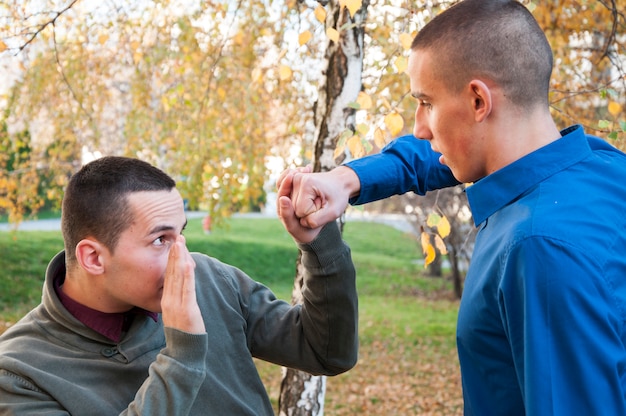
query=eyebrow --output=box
[411,91,430,100]
[148,219,187,235]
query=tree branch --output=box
[17,0,80,52]
[51,21,96,131]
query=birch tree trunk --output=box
[278,1,369,415]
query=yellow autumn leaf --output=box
[333,141,346,159]
[161,96,170,112]
[355,123,369,136]
[344,0,362,17]
[299,30,312,46]
[347,135,365,158]
[233,31,245,45]
[426,213,440,228]
[394,55,407,73]
[434,235,448,255]
[326,27,339,43]
[424,244,436,266]
[279,65,292,81]
[608,101,622,116]
[437,215,451,238]
[314,5,327,23]
[384,112,404,136]
[420,231,430,252]
[427,213,451,238]
[356,91,372,110]
[374,127,387,148]
[421,231,436,266]
[399,33,413,50]
[252,67,263,83]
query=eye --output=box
[153,236,167,246]
[418,99,432,109]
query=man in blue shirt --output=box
[279,0,626,414]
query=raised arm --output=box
[345,134,459,205]
[279,135,459,229]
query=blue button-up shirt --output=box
[347,125,626,415]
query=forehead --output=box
[408,49,438,97]
[126,189,186,232]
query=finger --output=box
[277,194,303,238]
[164,237,189,300]
[164,238,181,295]
[278,195,321,244]
[277,195,295,224]
[162,236,204,333]
[299,211,325,229]
[276,168,294,191]
[277,170,295,201]
[291,174,325,218]
[277,164,315,190]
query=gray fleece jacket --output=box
[0,222,358,415]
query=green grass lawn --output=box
[0,216,462,414]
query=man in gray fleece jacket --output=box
[0,156,358,415]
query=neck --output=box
[62,270,114,313]
[485,106,561,175]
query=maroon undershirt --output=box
[53,272,158,343]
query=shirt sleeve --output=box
[499,236,626,415]
[344,135,459,205]
[124,329,208,416]
[241,221,358,376]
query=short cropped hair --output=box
[412,0,553,109]
[61,156,176,267]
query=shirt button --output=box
[101,347,118,357]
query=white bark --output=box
[278,1,369,415]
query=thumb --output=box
[278,195,295,219]
[278,195,304,235]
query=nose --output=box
[413,107,432,141]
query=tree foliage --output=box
[0,0,315,224]
[0,0,623,225]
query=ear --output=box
[468,80,492,122]
[75,238,106,275]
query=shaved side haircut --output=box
[412,0,553,110]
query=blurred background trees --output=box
[0,0,623,227]
[1,0,624,413]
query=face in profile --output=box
[409,49,490,184]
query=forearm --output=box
[247,222,357,375]
[345,135,459,205]
[125,329,208,416]
[298,221,358,374]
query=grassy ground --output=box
[0,216,462,414]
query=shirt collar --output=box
[53,269,158,343]
[466,125,590,226]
